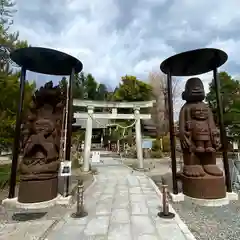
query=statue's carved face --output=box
[34,119,54,134]
[182,78,205,102]
[191,105,208,120]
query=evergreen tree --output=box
[0,0,35,151]
[206,71,240,139]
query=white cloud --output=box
[8,0,240,110]
[207,39,240,65]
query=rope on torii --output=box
[87,112,137,138]
[86,112,137,154]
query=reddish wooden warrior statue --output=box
[178,77,226,199]
[18,81,66,203]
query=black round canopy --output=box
[10,47,83,75]
[160,48,228,76]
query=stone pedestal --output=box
[18,177,58,203]
[3,194,73,209]
[181,174,226,199]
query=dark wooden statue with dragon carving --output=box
[178,77,226,199]
[18,81,66,203]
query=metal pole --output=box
[8,67,26,198]
[80,180,84,213]
[213,68,232,192]
[167,72,178,194]
[59,106,66,160]
[76,179,81,213]
[158,184,175,219]
[71,179,87,218]
[63,103,68,197]
[162,185,169,214]
[64,91,69,159]
[65,68,75,196]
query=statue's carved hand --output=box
[216,144,222,151]
[212,129,218,134]
[179,132,190,149]
[211,129,221,150]
[212,130,219,137]
[185,131,191,137]
[214,140,222,150]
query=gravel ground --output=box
[172,192,240,240]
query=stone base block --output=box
[56,195,73,205]
[170,192,185,202]
[169,192,238,206]
[227,192,239,201]
[2,195,59,209]
[184,195,229,206]
[181,174,226,199]
[18,177,58,203]
[2,194,73,209]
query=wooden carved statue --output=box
[18,81,66,203]
[178,77,226,199]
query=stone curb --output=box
[123,163,196,240]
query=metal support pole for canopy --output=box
[167,71,178,194]
[8,67,26,198]
[65,68,75,196]
[213,68,232,192]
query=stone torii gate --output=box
[73,100,154,172]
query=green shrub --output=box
[125,133,134,145]
[0,164,20,189]
[152,139,162,151]
[71,153,81,169]
[150,150,163,158]
[122,145,137,158]
[162,135,170,152]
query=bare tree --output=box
[148,71,181,137]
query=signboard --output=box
[92,151,100,163]
[233,141,239,150]
[142,140,153,149]
[59,161,72,176]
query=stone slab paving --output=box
[46,165,196,240]
[0,220,55,240]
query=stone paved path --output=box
[46,165,196,240]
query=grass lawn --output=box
[0,164,16,189]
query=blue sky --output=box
[11,0,240,101]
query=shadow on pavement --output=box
[12,212,47,221]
